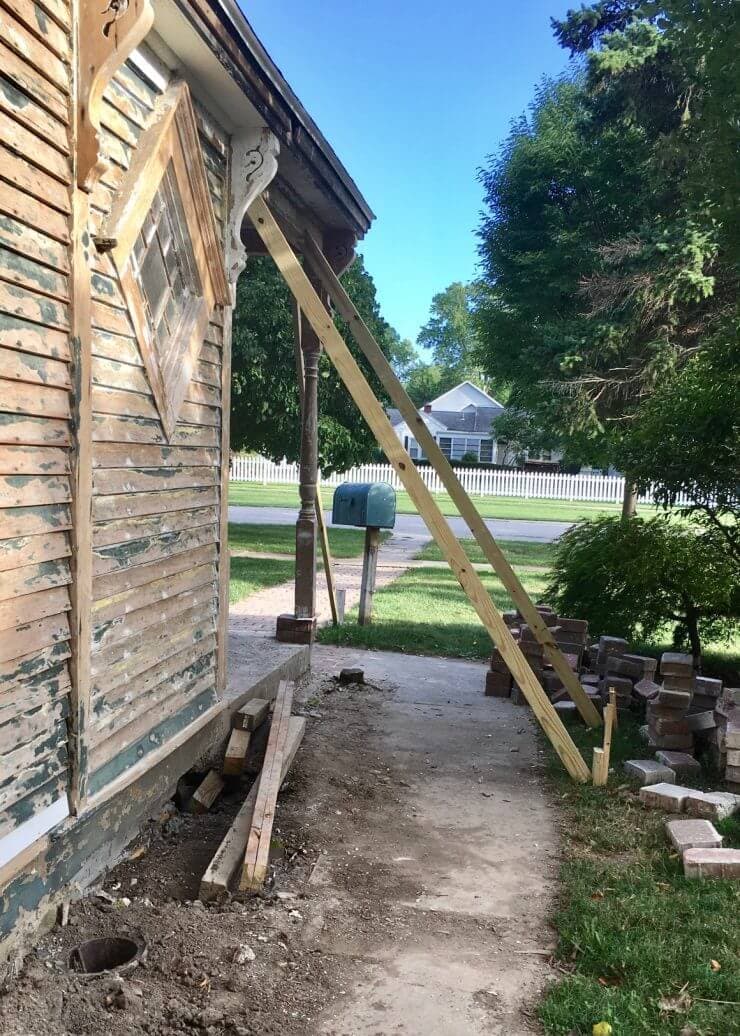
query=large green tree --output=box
[230,255,401,474]
[477,2,737,503]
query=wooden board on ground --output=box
[188,769,224,814]
[223,728,250,776]
[592,690,616,786]
[235,697,270,731]
[200,715,306,901]
[239,679,294,890]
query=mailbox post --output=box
[331,482,396,626]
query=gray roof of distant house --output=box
[388,406,504,434]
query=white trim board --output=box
[0,797,69,870]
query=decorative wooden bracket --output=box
[77,0,154,191]
[227,127,279,296]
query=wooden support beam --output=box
[235,697,270,732]
[200,715,306,901]
[292,298,340,626]
[593,690,616,786]
[248,196,591,783]
[223,728,251,776]
[188,769,224,813]
[301,232,601,730]
[240,679,295,889]
[358,526,380,626]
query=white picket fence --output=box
[230,454,690,506]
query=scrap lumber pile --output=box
[199,680,305,901]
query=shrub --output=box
[546,516,739,664]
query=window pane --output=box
[439,437,452,458]
[139,241,169,324]
[480,439,493,462]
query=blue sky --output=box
[242,1,573,345]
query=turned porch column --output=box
[276,230,355,644]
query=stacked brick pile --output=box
[645,652,696,753]
[714,688,740,790]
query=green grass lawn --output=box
[228,521,387,559]
[415,536,555,568]
[540,712,740,1035]
[229,480,657,524]
[318,565,549,659]
[229,555,294,604]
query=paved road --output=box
[228,504,571,543]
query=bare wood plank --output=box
[92,560,216,623]
[250,196,591,783]
[0,311,70,359]
[90,271,126,309]
[91,299,133,336]
[0,4,69,92]
[0,246,68,304]
[0,660,70,722]
[0,472,70,507]
[0,39,69,121]
[0,719,67,785]
[216,302,232,691]
[0,556,70,602]
[0,71,68,151]
[91,413,219,448]
[0,775,67,842]
[104,75,151,130]
[28,0,71,33]
[0,344,70,389]
[0,0,70,61]
[0,583,70,630]
[91,328,140,365]
[0,110,70,183]
[0,609,69,662]
[115,62,158,111]
[187,770,223,814]
[0,144,69,212]
[100,96,141,149]
[240,680,294,891]
[92,355,154,394]
[0,412,71,446]
[92,541,216,603]
[0,378,71,419]
[91,385,220,427]
[0,214,69,276]
[235,698,270,732]
[0,696,67,754]
[91,581,216,654]
[200,715,305,900]
[93,465,219,495]
[92,443,218,469]
[92,627,215,703]
[0,636,69,686]
[93,523,218,577]
[0,444,68,474]
[193,359,220,387]
[0,743,68,817]
[0,177,70,242]
[221,727,250,779]
[0,502,71,538]
[200,343,220,365]
[88,665,215,769]
[91,506,217,548]
[92,484,219,522]
[0,280,69,331]
[0,530,70,571]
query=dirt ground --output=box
[0,646,559,1036]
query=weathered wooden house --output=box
[0,0,372,951]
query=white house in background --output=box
[389,380,560,466]
[389,381,507,464]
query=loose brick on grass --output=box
[683,848,740,880]
[684,791,740,822]
[665,818,723,853]
[639,782,692,812]
[655,751,701,778]
[624,759,676,786]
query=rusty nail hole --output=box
[68,935,145,977]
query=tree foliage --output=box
[230,255,401,474]
[546,516,739,663]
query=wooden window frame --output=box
[104,81,229,439]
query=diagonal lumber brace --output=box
[301,232,600,728]
[248,196,590,783]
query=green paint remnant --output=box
[0,248,61,295]
[82,232,90,246]
[0,216,23,240]
[0,76,30,110]
[91,273,114,297]
[33,2,48,33]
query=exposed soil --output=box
[0,648,558,1036]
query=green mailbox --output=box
[331,482,396,530]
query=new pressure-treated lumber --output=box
[188,769,224,813]
[249,196,590,783]
[240,679,295,888]
[302,232,600,730]
[593,690,616,786]
[223,727,250,776]
[200,715,306,900]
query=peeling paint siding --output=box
[87,52,230,793]
[0,0,74,854]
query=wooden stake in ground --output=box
[358,526,380,625]
[248,196,591,783]
[301,231,600,730]
[592,690,616,786]
[240,680,295,889]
